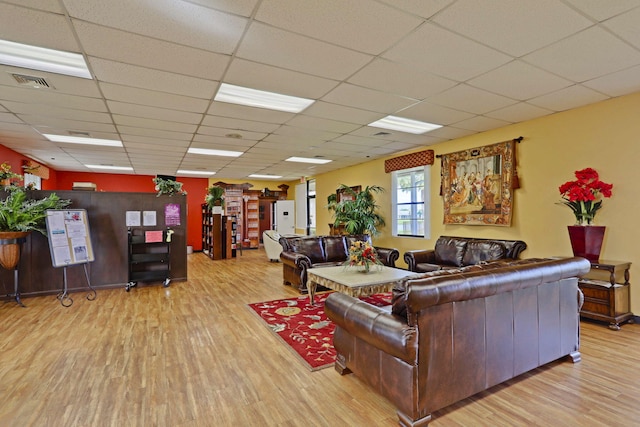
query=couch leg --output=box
[568,350,581,363]
[397,411,431,427]
[334,354,351,375]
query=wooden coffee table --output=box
[306,265,415,305]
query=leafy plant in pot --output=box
[205,185,225,210]
[0,183,71,270]
[331,184,385,237]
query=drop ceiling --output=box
[1,0,640,180]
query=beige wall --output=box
[310,91,640,313]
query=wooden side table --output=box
[578,260,634,330]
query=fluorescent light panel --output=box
[43,134,122,147]
[188,147,243,157]
[85,165,133,171]
[215,83,314,113]
[285,157,332,164]
[0,39,91,79]
[177,170,216,176]
[368,115,442,134]
[249,174,283,179]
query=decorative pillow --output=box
[434,237,467,266]
[462,241,506,265]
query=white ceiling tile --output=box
[186,0,259,16]
[468,61,573,100]
[399,100,475,125]
[0,65,102,97]
[376,0,455,19]
[30,120,118,134]
[117,126,193,140]
[201,115,281,133]
[73,21,230,80]
[603,6,640,49]
[564,0,640,21]
[88,58,217,99]
[4,101,111,123]
[425,85,517,115]
[107,101,203,124]
[1,0,64,13]
[273,125,341,141]
[0,112,23,124]
[582,65,640,97]
[451,115,511,132]
[321,83,418,113]
[432,0,593,57]
[224,58,338,99]
[0,3,79,51]
[64,0,247,54]
[528,85,609,112]
[0,85,106,111]
[383,23,512,82]
[428,126,476,140]
[112,115,197,133]
[191,135,255,149]
[287,115,361,134]
[255,0,422,55]
[524,27,640,82]
[302,102,381,125]
[207,102,294,124]
[485,102,554,123]
[196,126,268,141]
[236,22,373,80]
[99,83,210,113]
[348,59,457,100]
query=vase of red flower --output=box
[559,167,613,260]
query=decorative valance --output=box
[22,159,50,179]
[438,138,521,226]
[384,150,434,173]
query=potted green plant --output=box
[331,184,385,236]
[0,169,71,270]
[152,176,186,197]
[205,185,225,209]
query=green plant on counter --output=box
[153,176,186,197]
[205,185,225,208]
[0,186,71,234]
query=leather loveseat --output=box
[404,235,527,272]
[279,235,399,293]
[324,257,591,426]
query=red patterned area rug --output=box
[247,292,392,371]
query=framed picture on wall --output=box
[337,185,361,202]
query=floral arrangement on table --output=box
[152,176,187,197]
[344,240,383,273]
[0,162,23,186]
[559,167,613,225]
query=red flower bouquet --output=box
[344,240,383,273]
[559,168,613,225]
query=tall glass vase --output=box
[567,225,605,261]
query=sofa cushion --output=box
[290,238,325,263]
[434,237,467,267]
[323,236,348,262]
[462,240,507,265]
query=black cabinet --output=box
[126,227,171,291]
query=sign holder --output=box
[45,209,96,307]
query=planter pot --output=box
[567,225,605,261]
[0,231,30,270]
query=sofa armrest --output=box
[324,293,417,364]
[375,246,400,268]
[404,249,436,272]
[279,251,312,269]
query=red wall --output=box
[0,146,208,250]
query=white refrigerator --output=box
[275,200,295,235]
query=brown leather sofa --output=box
[404,235,527,272]
[325,257,590,427]
[279,235,399,293]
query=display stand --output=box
[45,210,97,307]
[126,227,171,291]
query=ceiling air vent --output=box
[374,131,391,136]
[11,73,52,89]
[69,131,91,137]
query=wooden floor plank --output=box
[1,249,639,426]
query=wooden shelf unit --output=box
[201,204,235,259]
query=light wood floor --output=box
[1,249,639,426]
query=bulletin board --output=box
[45,209,95,267]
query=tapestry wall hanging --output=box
[440,139,519,226]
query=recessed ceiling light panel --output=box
[0,39,91,79]
[43,134,122,147]
[177,170,216,175]
[85,164,133,171]
[215,83,314,113]
[188,147,243,157]
[285,157,332,164]
[249,174,283,179]
[368,115,442,134]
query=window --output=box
[392,166,430,238]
